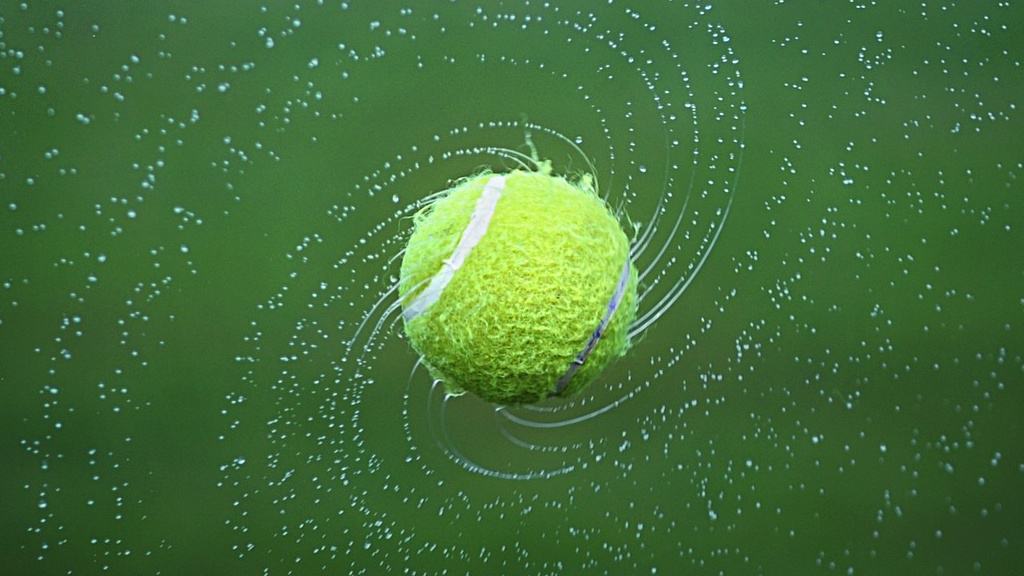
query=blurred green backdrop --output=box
[2,1,1021,574]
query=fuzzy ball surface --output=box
[399,168,637,405]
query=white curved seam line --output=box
[403,175,505,321]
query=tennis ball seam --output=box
[403,175,506,322]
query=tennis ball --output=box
[398,166,637,405]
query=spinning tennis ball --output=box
[399,166,637,405]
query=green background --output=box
[2,1,1021,574]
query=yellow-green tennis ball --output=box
[399,167,638,405]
